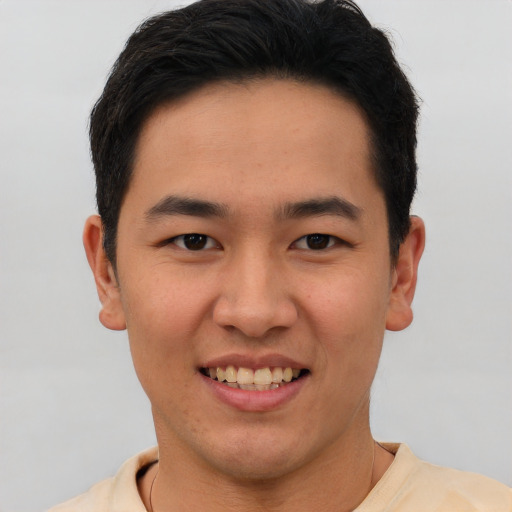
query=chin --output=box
[198,427,312,481]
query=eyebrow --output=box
[145,194,361,222]
[145,195,229,220]
[279,196,361,221]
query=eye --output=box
[293,233,337,250]
[170,233,219,251]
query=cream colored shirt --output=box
[49,443,512,511]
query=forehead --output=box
[136,79,370,155]
[128,78,379,215]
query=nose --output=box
[213,249,298,338]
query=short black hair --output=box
[90,0,419,263]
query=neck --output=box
[141,430,393,512]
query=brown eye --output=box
[306,234,331,250]
[183,234,207,250]
[292,233,338,251]
[171,234,218,250]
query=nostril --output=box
[212,285,298,338]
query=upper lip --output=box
[201,353,309,370]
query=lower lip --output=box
[200,373,309,412]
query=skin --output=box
[84,79,424,511]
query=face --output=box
[86,79,421,481]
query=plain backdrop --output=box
[1,1,511,510]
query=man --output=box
[51,0,511,510]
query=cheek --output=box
[303,267,390,366]
[123,266,210,334]
[120,271,211,385]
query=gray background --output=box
[1,1,511,510]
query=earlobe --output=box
[385,216,426,332]
[83,215,127,331]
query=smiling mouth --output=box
[200,365,310,391]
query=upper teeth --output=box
[207,366,301,385]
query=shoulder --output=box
[413,459,512,510]
[48,477,114,512]
[47,447,158,512]
[359,443,512,512]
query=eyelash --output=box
[166,233,343,251]
[292,234,340,251]
[168,234,219,251]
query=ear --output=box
[385,216,425,331]
[83,215,126,331]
